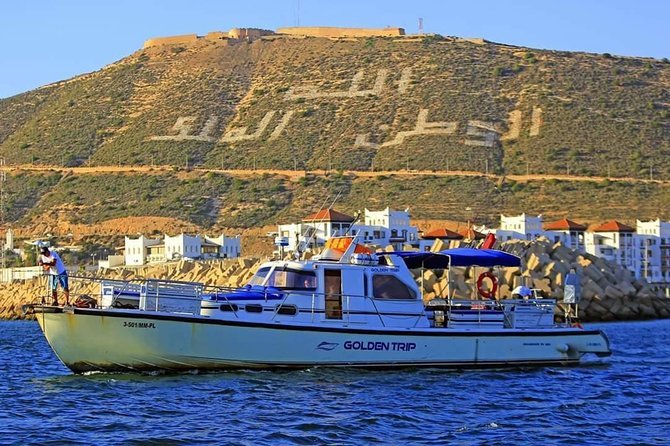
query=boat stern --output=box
[570,328,612,358]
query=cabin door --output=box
[340,268,367,324]
[324,269,342,319]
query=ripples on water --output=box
[1,320,669,445]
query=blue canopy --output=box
[386,248,520,268]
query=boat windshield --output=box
[248,267,271,286]
[267,268,317,291]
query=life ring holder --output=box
[476,271,498,299]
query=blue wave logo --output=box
[316,341,339,351]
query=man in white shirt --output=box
[39,246,70,306]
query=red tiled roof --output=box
[592,220,635,232]
[302,209,355,222]
[422,228,464,240]
[543,218,587,231]
[458,228,486,240]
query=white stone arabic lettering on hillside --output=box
[146,67,543,147]
[502,110,522,140]
[530,106,543,136]
[284,69,390,100]
[219,110,294,143]
[219,111,275,143]
[355,109,458,149]
[397,68,412,93]
[150,115,218,142]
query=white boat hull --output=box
[36,307,611,373]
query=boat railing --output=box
[38,274,247,316]
[425,297,558,328]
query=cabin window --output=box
[276,304,298,315]
[219,303,238,312]
[245,304,263,313]
[267,268,317,290]
[372,275,417,300]
[248,267,271,286]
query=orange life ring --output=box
[476,271,498,299]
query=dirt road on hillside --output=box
[6,164,669,185]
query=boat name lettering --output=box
[370,267,398,273]
[123,321,156,329]
[522,342,550,346]
[344,340,416,351]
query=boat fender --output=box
[476,271,497,299]
[555,343,570,353]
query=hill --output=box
[3,169,669,234]
[0,30,669,233]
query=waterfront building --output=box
[354,207,420,251]
[124,233,241,265]
[543,218,587,252]
[585,221,636,272]
[277,209,356,253]
[125,235,162,266]
[496,213,544,241]
[276,207,420,253]
[636,219,670,283]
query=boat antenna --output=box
[300,188,344,257]
[342,209,361,237]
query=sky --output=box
[1,0,668,98]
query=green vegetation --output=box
[1,36,666,178]
[0,35,668,229]
[1,170,667,229]
[3,171,62,221]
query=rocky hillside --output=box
[0,32,669,231]
[2,33,669,175]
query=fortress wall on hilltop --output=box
[227,28,275,39]
[205,31,228,41]
[143,34,198,48]
[144,28,276,48]
[277,26,405,38]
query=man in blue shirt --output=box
[39,246,70,306]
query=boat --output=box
[27,236,611,373]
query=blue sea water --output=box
[1,320,669,445]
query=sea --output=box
[1,320,669,446]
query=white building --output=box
[353,207,420,250]
[585,220,636,272]
[543,218,587,252]
[164,233,201,261]
[124,233,241,265]
[277,209,356,253]
[636,219,670,283]
[496,213,544,241]
[276,207,420,253]
[125,235,162,266]
[206,235,241,259]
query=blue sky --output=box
[1,0,668,98]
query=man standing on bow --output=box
[39,246,70,306]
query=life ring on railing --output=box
[476,271,498,299]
